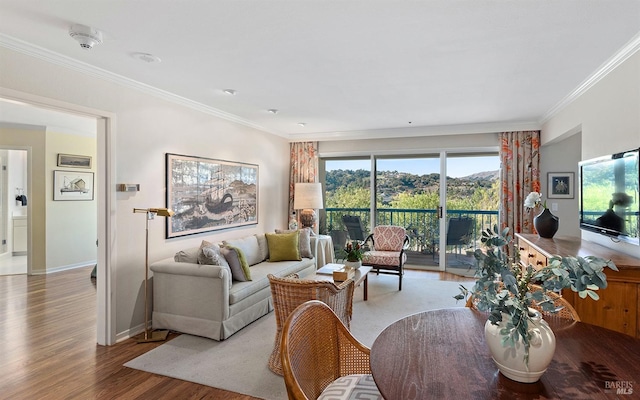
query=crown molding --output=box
[0,34,287,138]
[540,32,640,124]
[287,120,541,142]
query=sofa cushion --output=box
[223,235,264,266]
[266,232,301,262]
[255,234,269,261]
[174,247,199,263]
[228,258,316,305]
[222,246,252,281]
[275,228,313,258]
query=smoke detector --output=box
[69,24,103,50]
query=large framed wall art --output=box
[166,153,258,238]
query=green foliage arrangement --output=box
[342,240,364,262]
[455,226,618,364]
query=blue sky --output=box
[326,156,500,178]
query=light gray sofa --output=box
[149,232,316,341]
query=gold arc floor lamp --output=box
[293,183,324,231]
[133,207,174,343]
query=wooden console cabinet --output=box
[515,233,640,339]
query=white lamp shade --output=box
[293,183,324,210]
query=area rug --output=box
[124,274,466,400]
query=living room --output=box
[1,1,639,398]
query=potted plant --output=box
[342,240,364,269]
[455,226,618,383]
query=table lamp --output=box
[133,207,174,343]
[293,183,323,230]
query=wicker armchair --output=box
[281,300,380,400]
[268,274,355,375]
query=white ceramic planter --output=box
[484,309,556,383]
[344,260,362,270]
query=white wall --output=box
[45,131,98,271]
[0,47,291,339]
[540,133,581,238]
[542,51,640,258]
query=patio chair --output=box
[362,225,410,290]
[342,215,367,241]
[446,217,474,255]
[281,300,382,400]
[267,274,355,375]
[329,229,349,261]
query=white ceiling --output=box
[0,0,639,141]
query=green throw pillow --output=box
[265,232,301,262]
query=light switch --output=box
[551,203,558,212]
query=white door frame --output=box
[0,87,116,345]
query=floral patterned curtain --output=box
[289,142,319,220]
[499,131,541,236]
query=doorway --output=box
[0,148,28,275]
[0,89,115,345]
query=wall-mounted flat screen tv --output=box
[579,147,639,246]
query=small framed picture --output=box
[547,172,574,199]
[57,153,92,169]
[53,170,94,201]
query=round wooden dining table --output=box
[370,308,640,399]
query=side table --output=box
[311,264,371,301]
[311,234,334,268]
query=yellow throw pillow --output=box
[265,231,301,262]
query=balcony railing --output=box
[324,207,499,255]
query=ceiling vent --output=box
[69,24,103,50]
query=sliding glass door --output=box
[321,152,499,272]
[375,156,441,268]
[443,153,500,273]
[323,158,371,256]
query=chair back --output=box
[281,300,372,400]
[342,215,367,241]
[267,274,355,375]
[446,217,474,246]
[372,225,407,251]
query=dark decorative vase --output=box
[534,208,559,238]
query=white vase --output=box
[484,309,556,383]
[344,260,361,270]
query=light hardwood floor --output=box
[0,266,473,399]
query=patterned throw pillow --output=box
[196,240,233,289]
[318,374,382,400]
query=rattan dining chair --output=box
[267,274,355,375]
[281,300,382,400]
